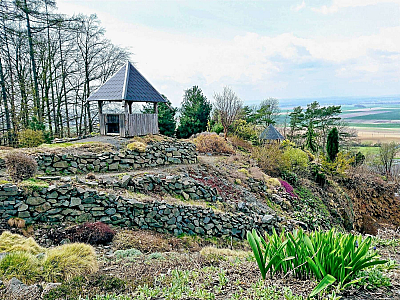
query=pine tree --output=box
[176,86,212,138]
[326,127,339,162]
[305,122,318,153]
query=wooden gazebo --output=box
[87,61,166,137]
[260,124,285,143]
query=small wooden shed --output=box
[260,124,285,143]
[87,61,166,137]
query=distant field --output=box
[353,146,380,155]
[342,105,400,143]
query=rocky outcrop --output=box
[0,184,281,239]
[342,174,400,232]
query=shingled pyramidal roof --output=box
[87,61,166,103]
[260,124,285,141]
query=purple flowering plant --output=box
[279,179,298,198]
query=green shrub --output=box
[252,144,289,176]
[146,252,165,260]
[281,170,298,186]
[0,251,42,283]
[0,231,45,254]
[43,243,98,281]
[211,123,224,134]
[282,147,308,174]
[247,228,387,297]
[18,129,45,148]
[234,120,259,143]
[5,151,38,182]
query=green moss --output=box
[20,178,49,191]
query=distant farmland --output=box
[341,105,400,143]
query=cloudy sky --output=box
[56,0,400,106]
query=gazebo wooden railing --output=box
[99,113,158,137]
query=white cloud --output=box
[312,0,400,14]
[291,0,306,12]
[56,1,400,102]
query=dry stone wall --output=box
[97,173,219,202]
[0,184,280,239]
[32,140,196,175]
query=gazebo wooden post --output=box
[153,102,158,114]
[98,100,103,114]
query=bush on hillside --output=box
[281,170,298,186]
[194,134,235,154]
[252,144,289,176]
[282,147,309,174]
[211,123,224,134]
[233,120,259,143]
[229,135,253,152]
[320,152,354,177]
[49,222,115,245]
[18,129,44,148]
[310,163,327,187]
[5,151,37,182]
[0,231,44,254]
[43,243,98,281]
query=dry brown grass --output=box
[199,246,252,259]
[113,230,187,253]
[193,134,235,154]
[229,136,253,152]
[130,134,171,145]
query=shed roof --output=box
[87,61,166,103]
[260,124,285,140]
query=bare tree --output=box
[378,142,400,178]
[214,86,243,140]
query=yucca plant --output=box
[247,228,387,298]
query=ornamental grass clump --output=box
[0,231,45,254]
[247,228,387,297]
[0,252,42,284]
[0,233,98,284]
[43,243,98,282]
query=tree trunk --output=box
[0,57,13,145]
[23,0,41,123]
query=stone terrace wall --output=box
[0,184,280,239]
[36,140,196,175]
[97,173,219,202]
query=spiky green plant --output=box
[247,228,387,298]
